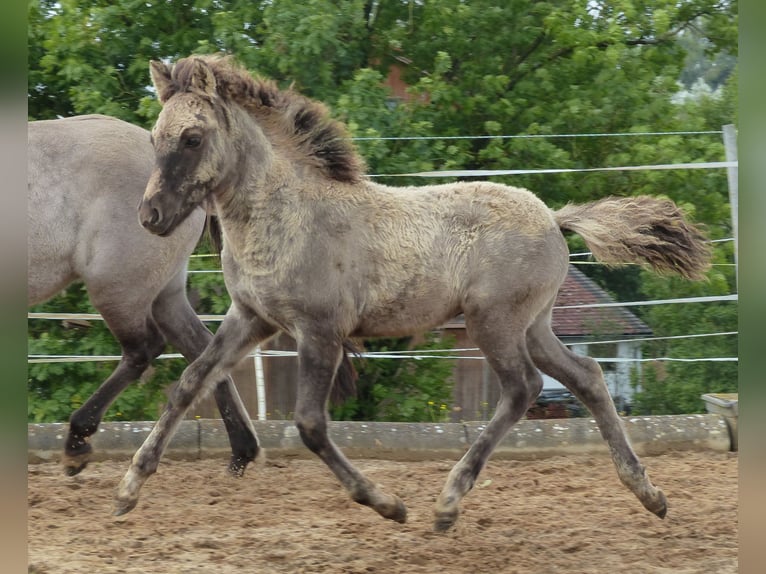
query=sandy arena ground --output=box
[28,450,737,573]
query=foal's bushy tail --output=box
[554,196,711,280]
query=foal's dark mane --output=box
[168,54,366,183]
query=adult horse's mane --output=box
[165,54,366,183]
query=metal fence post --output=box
[722,124,738,287]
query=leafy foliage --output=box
[631,243,738,414]
[27,285,183,422]
[331,333,456,423]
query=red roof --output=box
[444,265,651,337]
[551,266,651,337]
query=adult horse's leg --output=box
[433,304,543,532]
[526,305,667,518]
[293,330,406,523]
[114,304,276,516]
[63,311,166,476]
[152,276,260,476]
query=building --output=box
[442,266,651,420]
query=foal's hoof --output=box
[433,509,459,532]
[379,495,407,524]
[645,489,668,519]
[113,496,139,517]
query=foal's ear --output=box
[187,58,218,99]
[149,60,174,104]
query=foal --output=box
[116,55,710,531]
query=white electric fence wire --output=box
[27,354,737,364]
[30,150,737,367]
[28,330,738,364]
[369,161,736,179]
[27,294,738,324]
[350,130,723,141]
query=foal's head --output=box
[139,54,364,237]
[139,56,237,236]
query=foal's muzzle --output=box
[138,198,175,236]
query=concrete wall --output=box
[28,413,733,464]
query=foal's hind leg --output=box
[63,313,166,476]
[152,278,260,476]
[293,331,406,523]
[526,312,667,519]
[434,311,543,532]
[114,304,276,516]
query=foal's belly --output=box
[352,293,461,338]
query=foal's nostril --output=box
[138,200,162,229]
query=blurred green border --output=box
[0,0,29,570]
[739,2,764,572]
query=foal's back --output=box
[27,114,204,305]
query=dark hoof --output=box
[433,511,458,532]
[226,459,248,478]
[226,448,260,477]
[63,461,88,477]
[113,497,138,517]
[653,498,668,520]
[62,444,93,477]
[382,496,407,524]
[646,490,668,519]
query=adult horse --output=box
[117,55,711,531]
[28,114,259,477]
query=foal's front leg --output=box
[294,334,407,524]
[113,306,276,516]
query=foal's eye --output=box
[185,136,202,149]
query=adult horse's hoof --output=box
[114,473,142,516]
[433,492,460,531]
[226,458,248,478]
[61,445,92,477]
[63,460,89,477]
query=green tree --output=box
[632,265,737,414]
[355,0,737,200]
[330,333,456,423]
[28,0,221,123]
[27,286,185,422]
